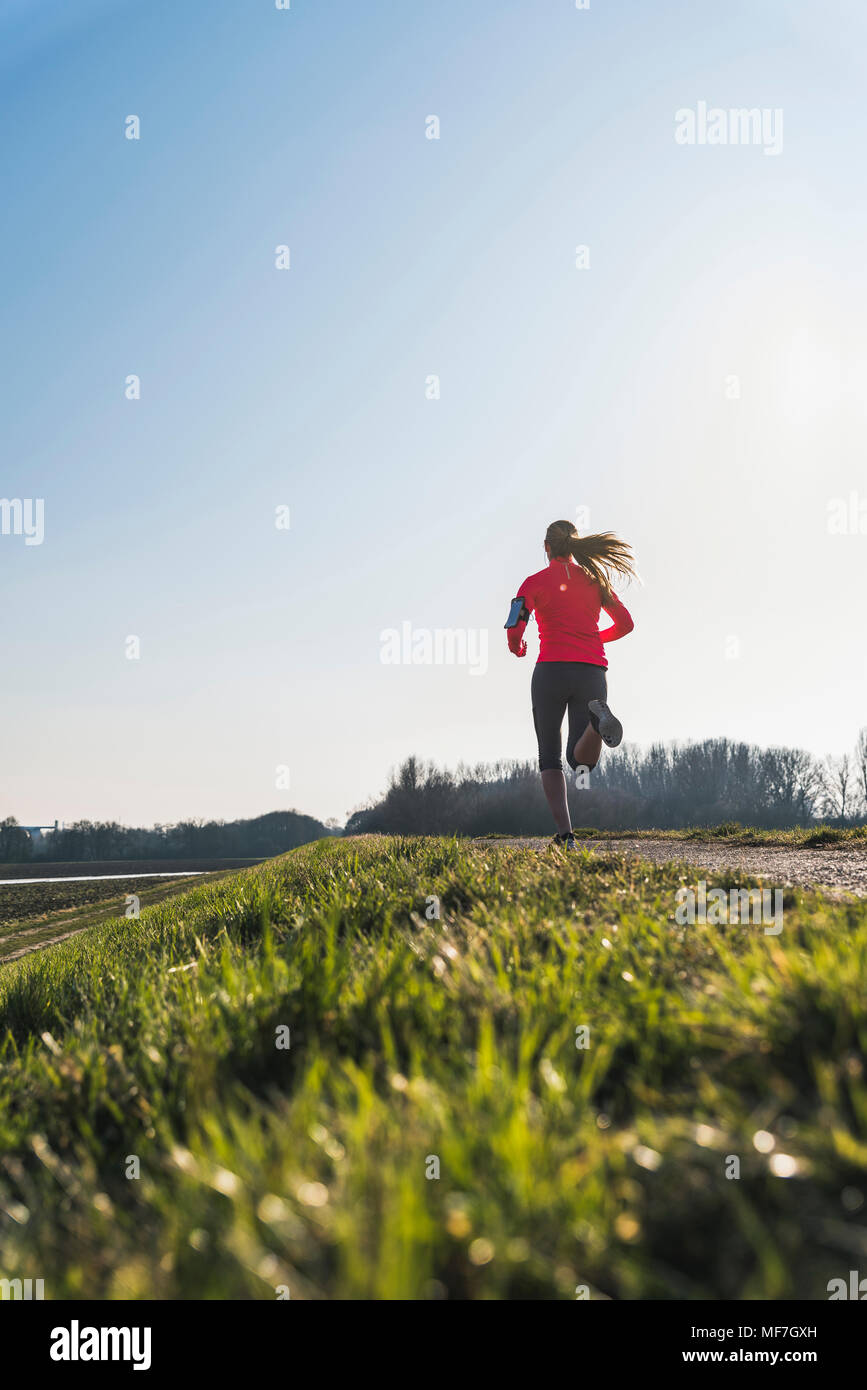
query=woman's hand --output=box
[511,640,527,658]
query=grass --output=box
[0,834,865,1300]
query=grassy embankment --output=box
[0,835,864,1299]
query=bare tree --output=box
[760,746,822,824]
[822,754,852,827]
[855,727,867,820]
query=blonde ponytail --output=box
[544,519,636,599]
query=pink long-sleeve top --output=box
[508,558,634,666]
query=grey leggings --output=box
[531,661,607,772]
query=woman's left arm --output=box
[598,591,634,643]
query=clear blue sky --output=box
[2,0,865,827]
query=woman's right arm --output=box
[506,580,534,657]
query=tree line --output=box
[345,731,867,837]
[6,731,865,858]
[0,809,335,864]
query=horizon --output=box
[4,721,862,836]
[3,0,865,827]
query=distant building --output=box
[21,820,62,852]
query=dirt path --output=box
[483,837,867,897]
[2,926,91,963]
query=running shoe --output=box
[588,698,623,748]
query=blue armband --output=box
[504,596,530,629]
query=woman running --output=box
[505,520,637,850]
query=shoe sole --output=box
[588,699,623,748]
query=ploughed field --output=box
[0,857,269,951]
[0,857,265,880]
[0,866,254,962]
[0,835,864,1299]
